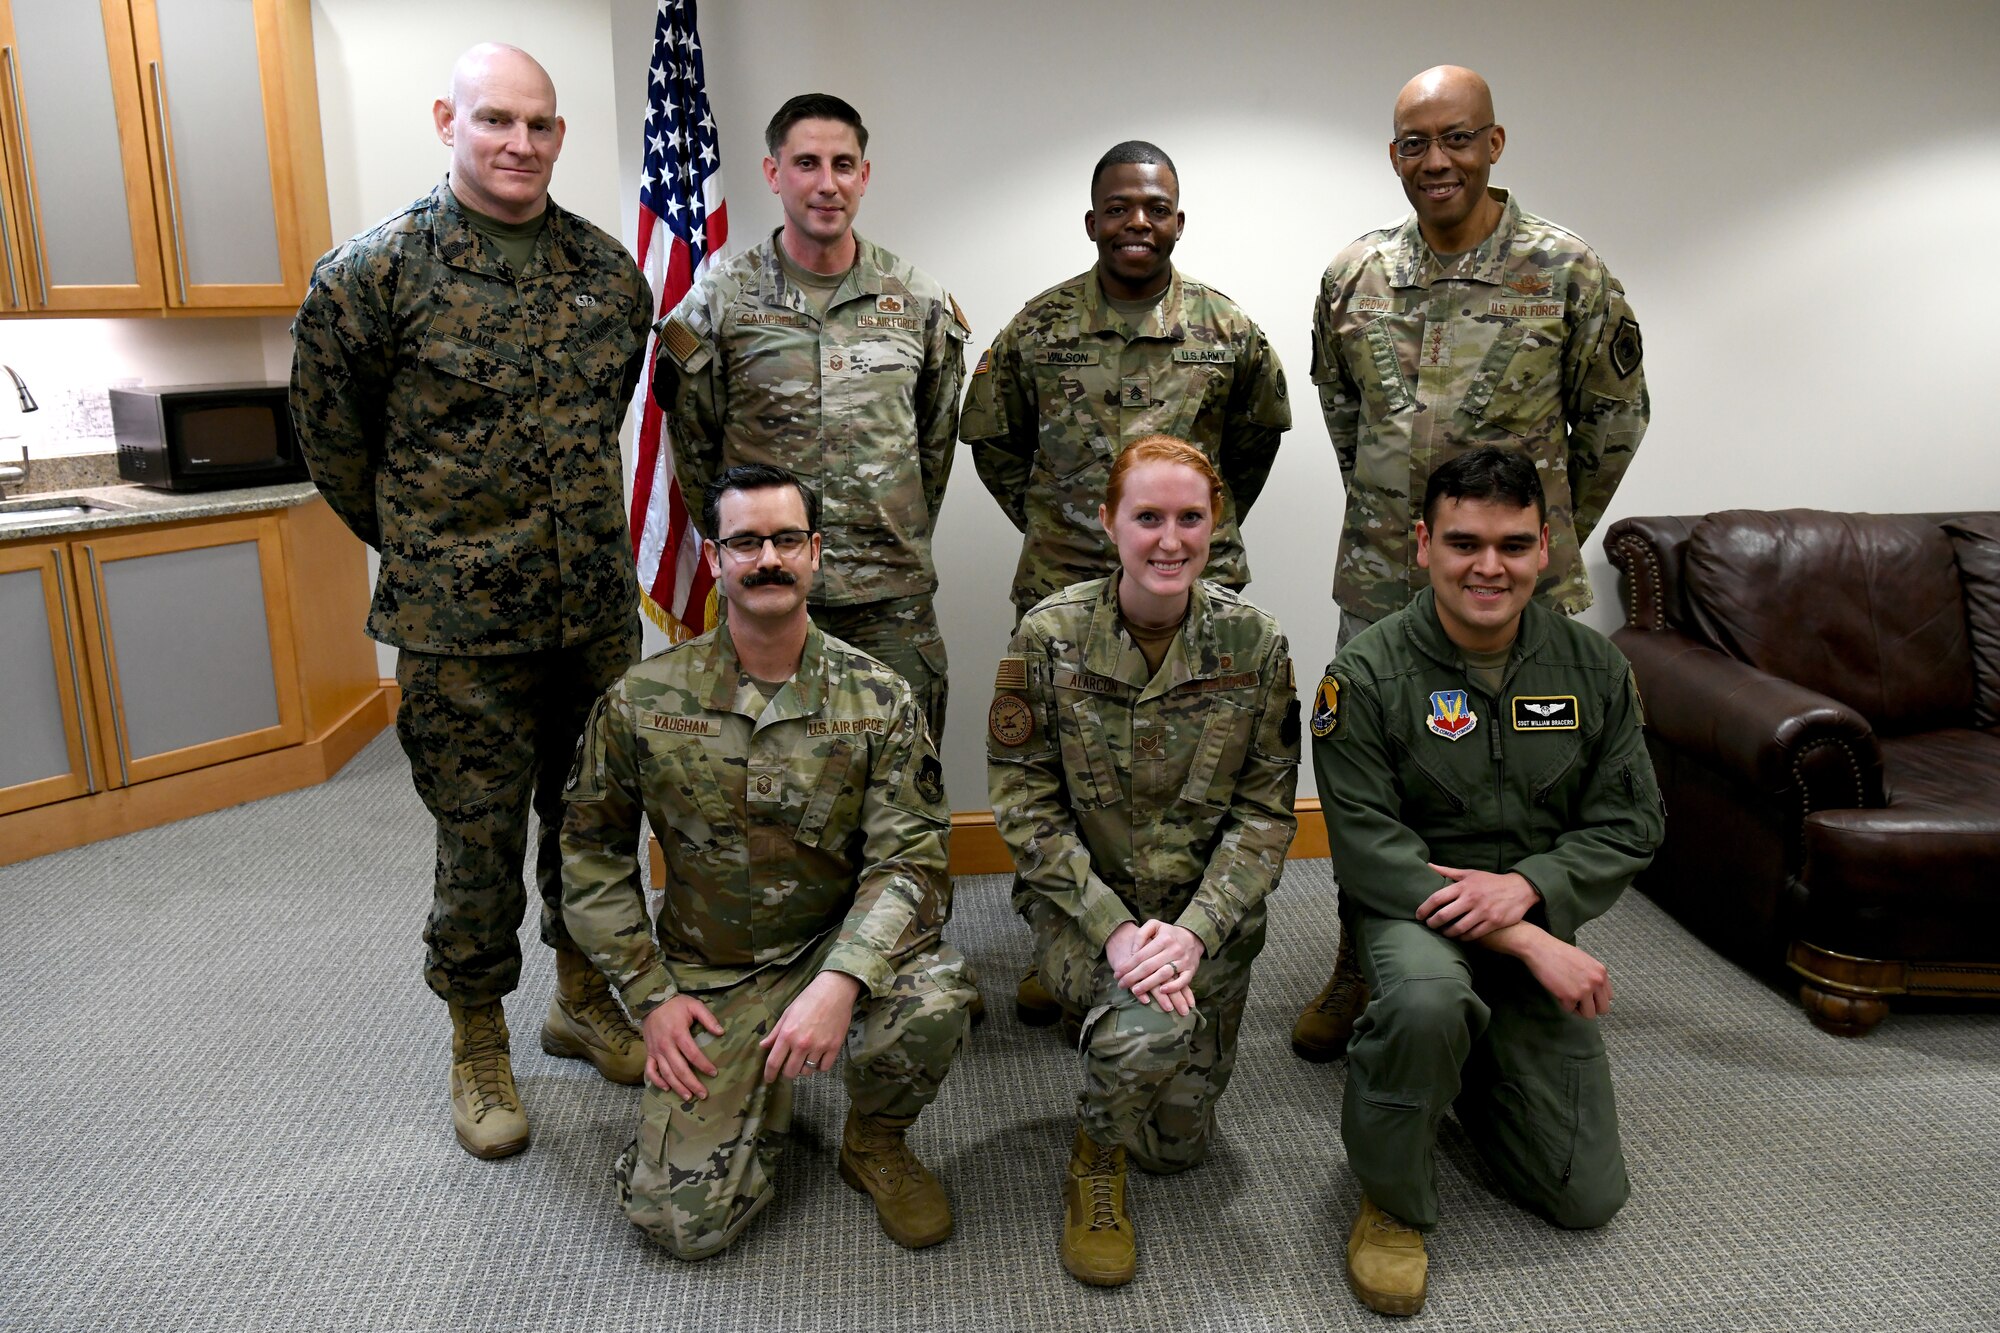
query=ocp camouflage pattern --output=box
[290,180,650,653]
[1311,190,1649,619]
[561,619,956,1017]
[653,231,968,607]
[959,269,1292,616]
[612,933,971,1258]
[986,577,1300,959]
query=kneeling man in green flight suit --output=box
[561,462,975,1260]
[1312,446,1664,1316]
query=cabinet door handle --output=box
[52,551,96,794]
[0,108,20,308]
[1,46,47,305]
[148,61,188,305]
[83,546,131,788]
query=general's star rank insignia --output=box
[1426,690,1478,741]
[1310,672,1341,738]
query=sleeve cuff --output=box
[1510,856,1573,939]
[1079,883,1138,953]
[822,942,895,1000]
[618,961,678,1021]
[1173,907,1226,959]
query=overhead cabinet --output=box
[0,0,329,316]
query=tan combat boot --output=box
[838,1109,954,1249]
[1061,1125,1136,1286]
[539,947,645,1085]
[449,1001,529,1160]
[1291,926,1369,1062]
[1016,965,1062,1026]
[1347,1195,1427,1316]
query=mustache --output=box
[741,569,797,588]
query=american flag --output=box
[629,0,728,639]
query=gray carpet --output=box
[2,732,1996,1332]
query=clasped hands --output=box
[641,970,862,1101]
[1105,919,1204,1017]
[1419,862,1613,1019]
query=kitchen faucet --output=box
[0,363,36,497]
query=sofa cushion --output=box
[1944,516,2000,728]
[1684,510,1974,734]
[1800,730,2000,959]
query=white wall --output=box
[607,0,2000,807]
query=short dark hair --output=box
[1422,447,1546,526]
[765,93,868,157]
[702,462,820,539]
[1090,140,1178,195]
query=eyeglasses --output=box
[714,529,811,557]
[1393,124,1495,159]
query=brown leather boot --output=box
[1292,925,1369,1061]
[449,1001,529,1160]
[1347,1195,1427,1316]
[1016,965,1062,1026]
[838,1109,953,1248]
[540,947,645,1085]
[1061,1125,1136,1286]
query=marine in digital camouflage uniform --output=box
[289,44,650,1160]
[652,94,967,742]
[1293,65,1652,1075]
[988,572,1300,1282]
[563,463,973,1260]
[960,143,1292,620]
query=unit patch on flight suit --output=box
[1426,690,1478,740]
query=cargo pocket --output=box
[1057,697,1122,809]
[641,736,733,849]
[1178,698,1253,807]
[1468,325,1563,436]
[793,740,861,849]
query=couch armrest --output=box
[1606,515,1704,632]
[1613,627,1885,812]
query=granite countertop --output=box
[0,454,323,540]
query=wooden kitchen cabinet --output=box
[0,494,389,864]
[0,0,329,317]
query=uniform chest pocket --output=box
[1176,697,1254,808]
[1404,741,1471,823]
[563,313,635,385]
[640,735,735,848]
[1057,694,1124,810]
[791,740,865,850]
[419,329,529,395]
[1465,323,1563,436]
[1351,316,1416,415]
[1032,359,1114,482]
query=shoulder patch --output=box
[660,315,702,368]
[973,347,992,375]
[1310,672,1341,738]
[914,753,945,804]
[1610,316,1643,379]
[994,656,1028,689]
[988,693,1035,748]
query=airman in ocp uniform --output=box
[1294,65,1651,1063]
[289,43,651,1161]
[652,93,967,743]
[562,463,974,1261]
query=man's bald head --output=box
[434,42,566,224]
[1388,64,1506,253]
[1393,65,1494,134]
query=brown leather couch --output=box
[1604,509,2000,1036]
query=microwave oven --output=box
[111,382,310,491]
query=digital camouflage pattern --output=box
[561,619,970,1257]
[654,230,969,609]
[960,268,1292,616]
[1311,190,1650,620]
[290,180,651,653]
[810,591,949,749]
[612,932,970,1258]
[987,578,1299,1159]
[398,622,638,1006]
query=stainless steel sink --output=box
[0,493,135,531]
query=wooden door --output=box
[0,541,99,813]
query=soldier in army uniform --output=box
[1315,448,1663,1317]
[987,438,1300,1287]
[563,462,975,1260]
[652,94,967,744]
[289,44,651,1160]
[961,140,1292,1027]
[1293,65,1652,1062]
